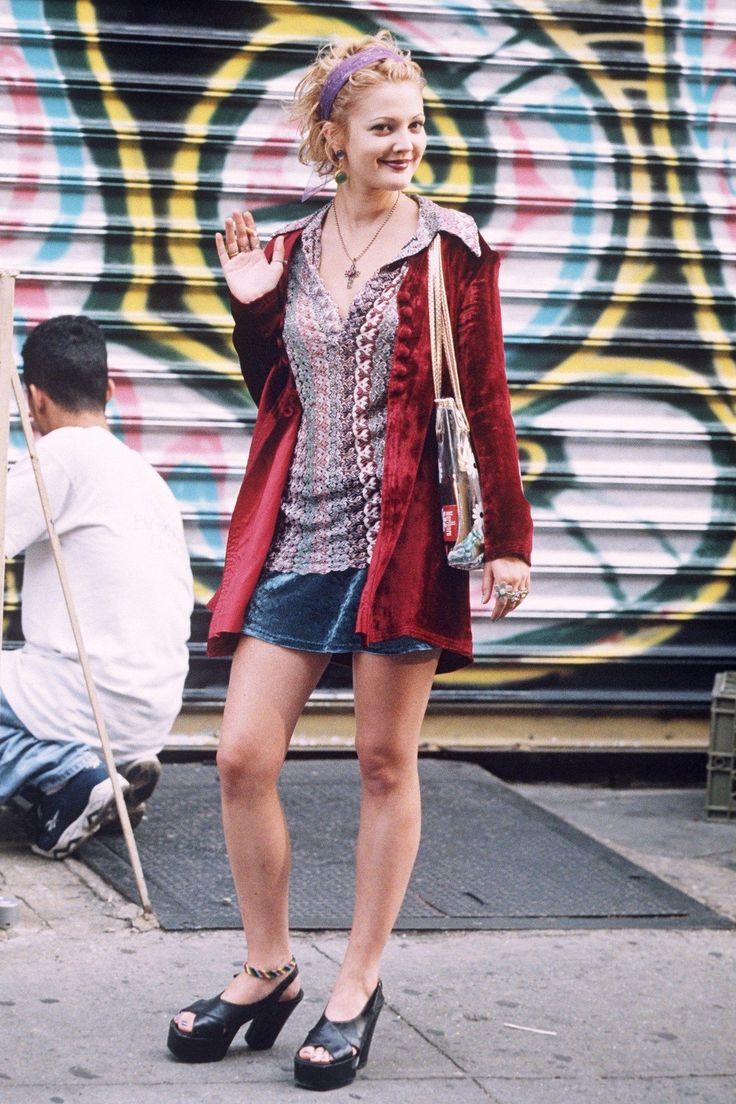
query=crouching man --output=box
[0,315,193,858]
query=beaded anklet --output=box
[243,953,297,980]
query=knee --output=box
[216,739,280,799]
[356,742,417,798]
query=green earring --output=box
[334,151,347,185]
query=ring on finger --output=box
[227,245,239,258]
[494,583,514,600]
[494,582,528,602]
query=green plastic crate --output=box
[706,672,736,820]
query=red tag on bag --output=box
[442,505,459,541]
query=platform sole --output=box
[166,1023,232,1063]
[294,1054,359,1092]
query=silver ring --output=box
[494,583,528,603]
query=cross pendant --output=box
[345,261,359,289]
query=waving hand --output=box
[215,210,285,305]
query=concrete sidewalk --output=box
[2,778,736,1104]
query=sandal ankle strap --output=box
[244,953,297,980]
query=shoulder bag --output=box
[428,234,485,570]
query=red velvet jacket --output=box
[207,203,532,672]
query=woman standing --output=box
[168,31,532,1092]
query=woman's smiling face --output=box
[331,79,427,192]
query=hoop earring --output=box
[334,150,347,186]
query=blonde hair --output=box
[291,30,425,176]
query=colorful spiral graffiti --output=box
[2,0,734,711]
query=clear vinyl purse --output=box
[428,235,485,570]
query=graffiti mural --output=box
[1,0,734,709]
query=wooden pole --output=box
[0,273,16,668]
[0,282,153,917]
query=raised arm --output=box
[215,210,287,405]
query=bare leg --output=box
[299,647,439,1062]
[176,636,329,1030]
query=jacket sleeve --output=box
[229,238,286,407]
[450,237,533,565]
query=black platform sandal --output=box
[167,955,303,1063]
[294,980,384,1092]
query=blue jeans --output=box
[0,690,101,801]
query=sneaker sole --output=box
[123,759,160,806]
[32,777,129,860]
[100,759,160,833]
[98,801,146,835]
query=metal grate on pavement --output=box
[79,760,730,931]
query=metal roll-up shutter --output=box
[2,1,734,737]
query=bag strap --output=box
[428,235,469,429]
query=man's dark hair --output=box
[21,315,108,412]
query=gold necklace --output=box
[332,194,401,288]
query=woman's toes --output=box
[175,1012,196,1033]
[299,1045,331,1063]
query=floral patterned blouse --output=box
[265,196,477,574]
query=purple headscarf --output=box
[318,46,404,121]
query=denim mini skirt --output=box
[242,567,433,656]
